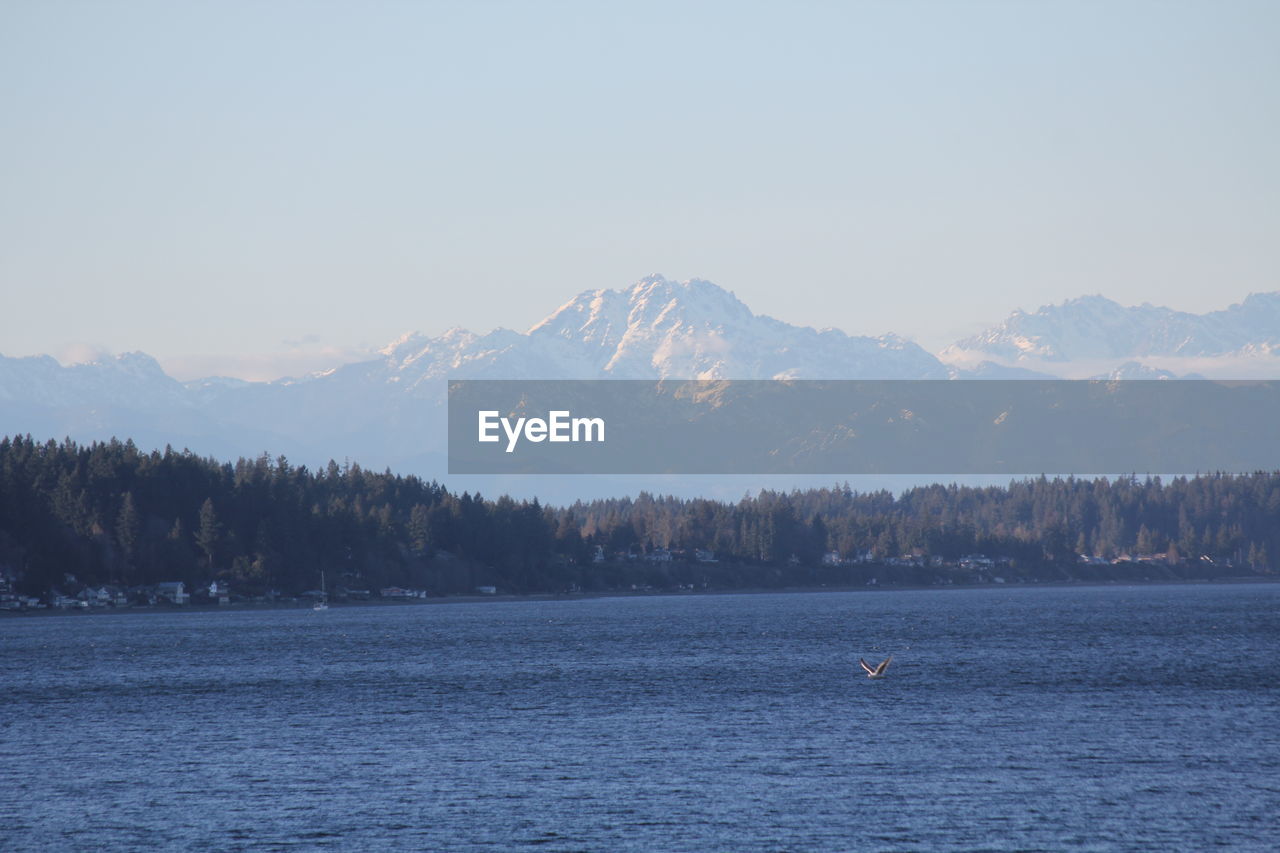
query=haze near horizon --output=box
[2,1,1277,380]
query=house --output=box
[645,549,673,562]
[821,551,842,566]
[83,586,127,607]
[475,585,497,595]
[695,549,718,563]
[156,582,188,605]
[208,580,231,605]
[79,587,115,607]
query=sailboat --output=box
[313,571,329,611]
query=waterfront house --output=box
[157,582,188,605]
[208,580,230,605]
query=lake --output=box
[2,584,1278,851]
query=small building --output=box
[695,549,718,563]
[208,581,230,605]
[157,582,188,605]
[88,586,116,606]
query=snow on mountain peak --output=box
[380,331,429,358]
[380,274,947,381]
[5,280,1278,477]
[90,351,171,379]
[941,291,1280,370]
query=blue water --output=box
[2,585,1278,851]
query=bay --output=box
[2,584,1278,851]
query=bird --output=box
[859,655,893,679]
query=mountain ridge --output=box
[2,276,1278,478]
[942,291,1280,368]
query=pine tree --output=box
[408,504,430,557]
[116,491,140,578]
[195,498,222,570]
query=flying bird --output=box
[859,655,893,679]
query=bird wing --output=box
[874,655,893,675]
[859,658,875,675]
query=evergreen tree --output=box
[195,498,222,570]
[115,491,140,579]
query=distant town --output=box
[1,544,1262,615]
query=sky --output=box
[2,0,1277,381]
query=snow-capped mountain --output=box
[4,276,1279,500]
[0,351,186,409]
[5,276,1275,502]
[0,275,948,474]
[1088,361,1186,381]
[374,275,947,384]
[941,292,1280,376]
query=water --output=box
[2,584,1278,851]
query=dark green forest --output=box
[0,435,1276,601]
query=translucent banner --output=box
[447,379,1280,475]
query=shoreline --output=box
[3,574,1275,619]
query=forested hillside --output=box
[0,435,1275,600]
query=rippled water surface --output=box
[3,584,1279,851]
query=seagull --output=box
[859,655,893,679]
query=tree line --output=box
[0,435,1275,598]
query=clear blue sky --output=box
[2,1,1277,379]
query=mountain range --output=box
[940,292,1280,378]
[2,275,1278,478]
